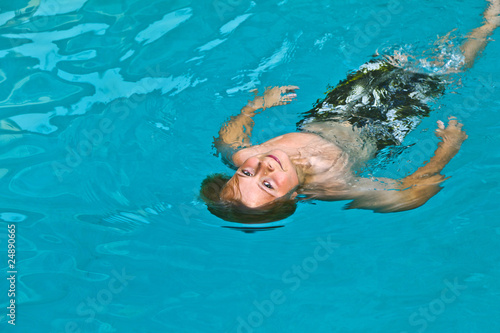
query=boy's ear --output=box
[290,191,298,200]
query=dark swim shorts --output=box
[297,58,446,150]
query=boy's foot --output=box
[485,0,500,26]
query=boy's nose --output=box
[266,161,274,171]
[258,161,274,175]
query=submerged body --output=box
[202,0,500,223]
[223,103,466,213]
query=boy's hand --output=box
[436,117,468,149]
[262,85,299,109]
[245,86,299,112]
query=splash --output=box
[379,32,466,75]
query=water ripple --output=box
[135,7,193,46]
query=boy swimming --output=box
[201,0,499,223]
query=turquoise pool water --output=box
[1,0,500,332]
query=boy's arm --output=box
[312,119,467,213]
[213,86,298,167]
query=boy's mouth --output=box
[267,154,283,170]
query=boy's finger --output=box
[281,85,299,93]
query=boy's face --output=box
[222,150,299,207]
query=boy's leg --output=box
[460,0,500,68]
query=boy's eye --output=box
[263,181,273,189]
[242,170,252,176]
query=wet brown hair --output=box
[200,173,297,224]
